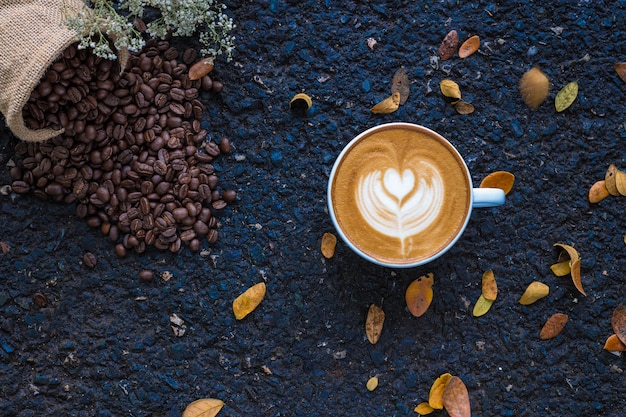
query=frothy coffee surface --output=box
[330,125,471,265]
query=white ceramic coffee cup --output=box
[327,123,505,268]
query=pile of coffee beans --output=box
[9,39,236,255]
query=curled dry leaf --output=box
[321,232,337,259]
[472,294,494,317]
[481,269,498,301]
[428,373,452,410]
[614,169,626,196]
[453,101,475,114]
[555,81,578,112]
[440,79,462,100]
[415,402,435,415]
[405,272,434,317]
[588,180,610,203]
[442,376,471,417]
[438,30,459,60]
[458,35,480,59]
[480,171,515,195]
[550,260,571,277]
[233,282,266,320]
[365,304,385,344]
[519,67,549,110]
[611,304,626,345]
[182,398,224,417]
[188,58,214,81]
[371,92,400,114]
[604,333,626,352]
[290,93,313,114]
[366,376,379,391]
[391,67,410,105]
[615,62,626,83]
[553,243,585,296]
[519,281,549,305]
[604,164,620,196]
[539,313,568,340]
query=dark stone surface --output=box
[1,1,626,415]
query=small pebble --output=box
[139,270,154,282]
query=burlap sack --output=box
[0,0,85,142]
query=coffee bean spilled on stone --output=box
[9,39,235,256]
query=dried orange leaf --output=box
[555,81,578,112]
[428,373,452,410]
[365,304,385,345]
[233,282,266,320]
[415,402,435,415]
[479,171,515,195]
[603,333,626,352]
[611,304,626,345]
[519,67,549,110]
[615,169,626,196]
[539,313,568,340]
[588,180,610,203]
[391,67,410,105]
[615,62,626,83]
[442,376,471,417]
[519,281,549,305]
[188,58,214,81]
[550,260,571,277]
[182,398,224,417]
[472,294,494,317]
[438,30,458,60]
[405,273,434,317]
[321,232,337,259]
[481,269,497,301]
[452,101,475,114]
[371,92,400,114]
[366,376,379,391]
[440,79,462,100]
[570,259,585,296]
[604,164,620,196]
[458,35,480,59]
[553,243,580,264]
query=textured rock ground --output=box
[1,1,626,416]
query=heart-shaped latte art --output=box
[383,168,414,202]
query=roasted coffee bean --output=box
[222,189,237,203]
[83,252,97,268]
[11,181,30,194]
[169,87,185,102]
[212,199,227,210]
[219,138,231,154]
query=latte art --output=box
[357,165,444,255]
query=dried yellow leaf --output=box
[604,333,626,352]
[366,376,379,391]
[555,81,578,112]
[472,294,494,317]
[429,373,452,410]
[415,402,435,415]
[233,282,266,320]
[553,243,585,296]
[481,269,497,301]
[442,376,471,417]
[550,260,571,277]
[588,180,610,203]
[440,79,462,100]
[519,67,549,110]
[321,232,337,259]
[480,171,515,195]
[453,101,475,114]
[365,304,385,345]
[371,92,400,114]
[519,281,549,305]
[605,164,620,196]
[615,62,626,83]
[391,67,410,105]
[539,313,568,340]
[405,273,434,317]
[458,35,480,59]
[182,398,224,417]
[615,169,626,196]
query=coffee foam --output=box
[330,125,470,265]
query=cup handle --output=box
[472,188,505,208]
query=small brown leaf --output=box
[570,259,585,296]
[539,313,568,340]
[429,373,452,410]
[481,269,497,301]
[442,376,471,417]
[615,62,626,83]
[391,67,410,105]
[519,67,550,110]
[611,304,626,345]
[371,92,400,114]
[321,232,337,259]
[603,333,626,352]
[458,35,480,59]
[519,281,549,305]
[365,304,385,345]
[553,243,585,296]
[0,242,9,254]
[452,101,475,114]
[438,30,459,60]
[440,79,462,100]
[615,169,626,196]
[233,282,266,320]
[480,171,515,195]
[588,180,610,203]
[182,398,224,417]
[604,164,620,196]
[188,58,214,81]
[405,273,434,317]
[554,243,580,264]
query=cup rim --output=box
[327,122,474,268]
